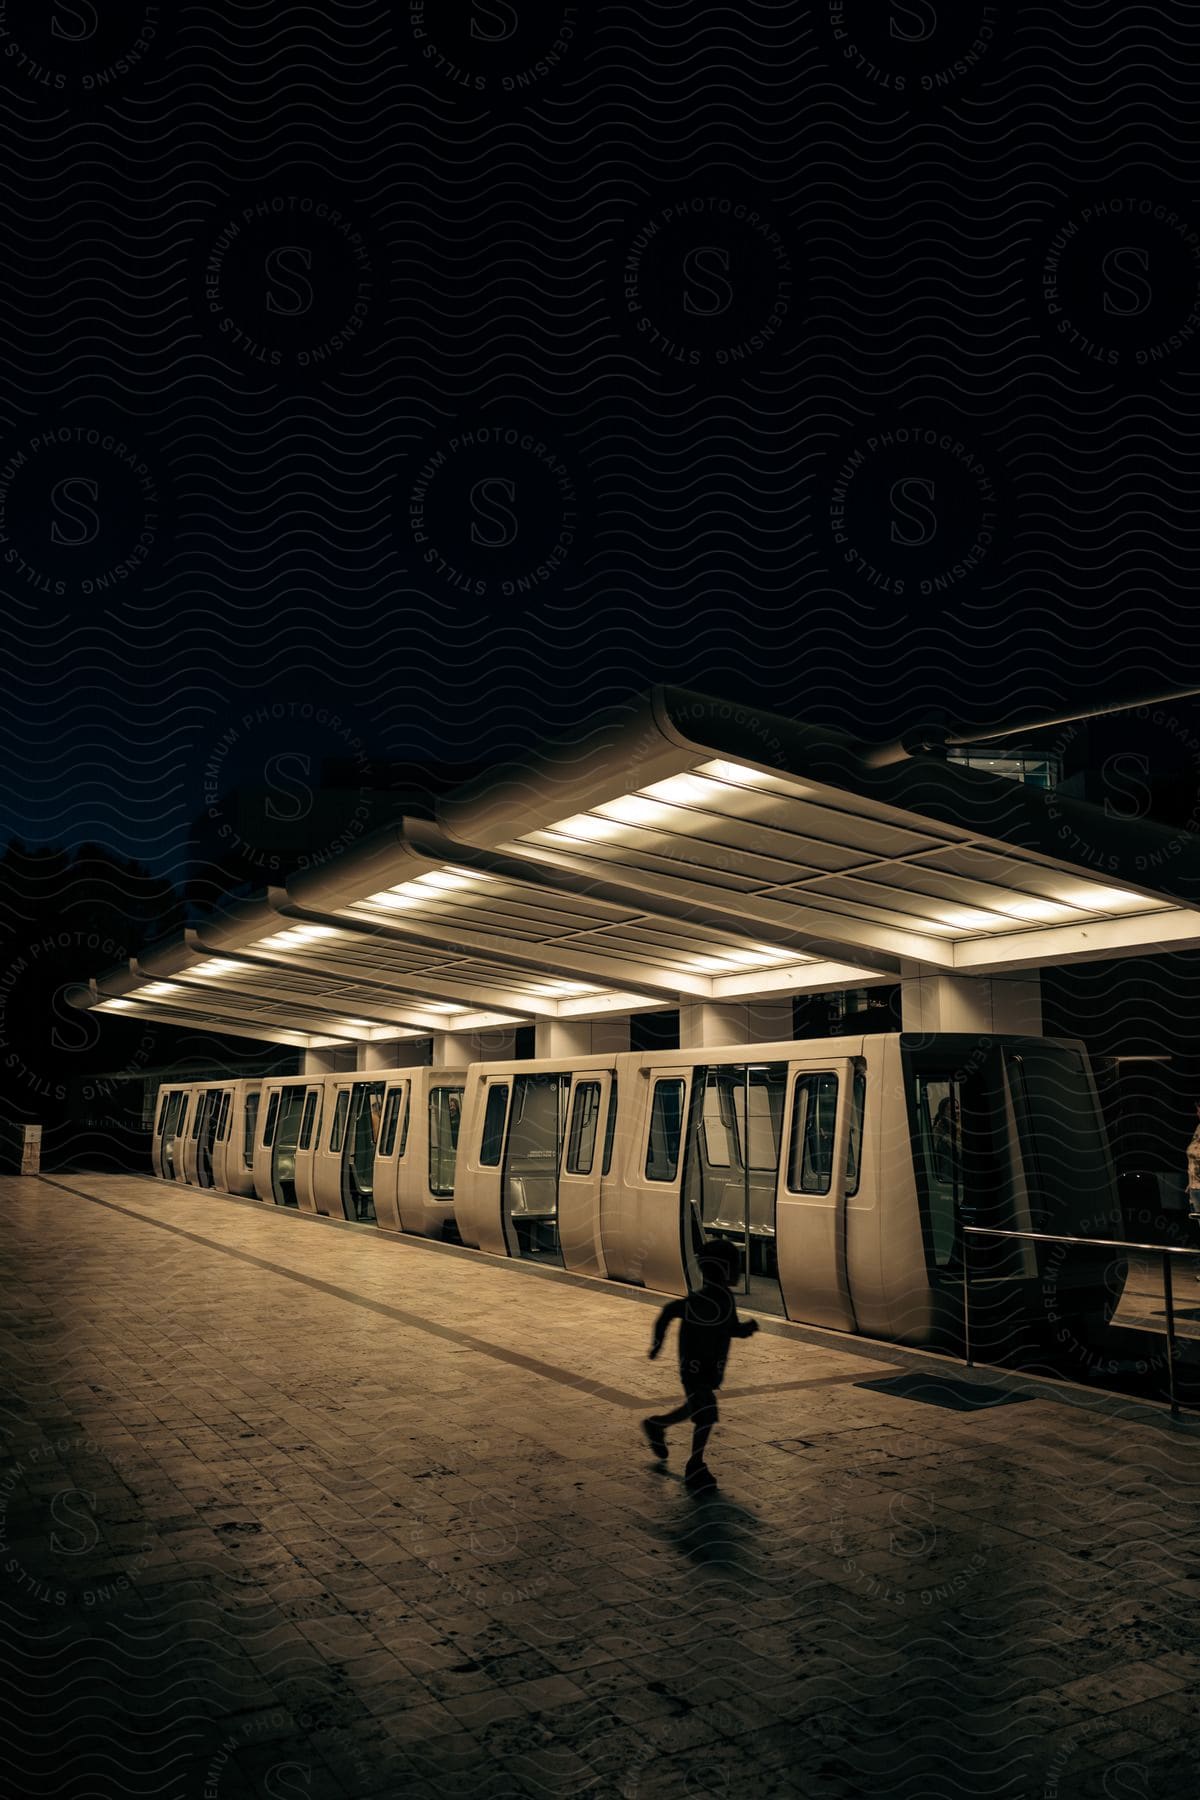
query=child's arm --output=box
[731,1313,760,1339]
[648,1298,684,1359]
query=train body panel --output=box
[151,1030,1123,1349]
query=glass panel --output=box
[786,1072,839,1194]
[645,1079,686,1183]
[155,1091,170,1135]
[243,1093,259,1168]
[429,1086,463,1197]
[262,1091,280,1148]
[602,1077,619,1175]
[480,1084,509,1167]
[701,1074,733,1167]
[380,1087,405,1157]
[845,1066,866,1197]
[565,1081,601,1175]
[329,1091,350,1153]
[217,1093,231,1141]
[344,1081,384,1223]
[298,1091,319,1151]
[191,1094,204,1139]
[914,1075,959,1268]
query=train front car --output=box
[885,1033,1122,1349]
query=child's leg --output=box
[685,1389,718,1471]
[650,1396,694,1427]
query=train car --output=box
[455,1033,1121,1348]
[152,1030,1120,1349]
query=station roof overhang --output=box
[72,687,1200,1050]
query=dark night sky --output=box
[3,3,1200,886]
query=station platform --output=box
[2,1173,1198,1800]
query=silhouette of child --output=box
[642,1238,759,1491]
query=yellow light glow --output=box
[190,959,240,976]
[1058,884,1166,915]
[596,794,674,828]
[640,773,725,807]
[416,870,473,891]
[100,998,135,1010]
[546,813,622,842]
[993,897,1080,924]
[140,982,180,997]
[939,907,1009,932]
[697,759,777,786]
[365,890,418,909]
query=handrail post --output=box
[1163,1251,1180,1420]
[962,1228,973,1369]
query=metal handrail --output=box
[961,1223,1200,1419]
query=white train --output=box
[151,1031,1120,1347]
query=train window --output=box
[645,1079,686,1183]
[298,1091,319,1151]
[217,1093,231,1141]
[379,1087,406,1157]
[565,1082,601,1175]
[479,1084,509,1166]
[262,1092,281,1148]
[701,1073,734,1167]
[732,1067,785,1171]
[787,1072,839,1194]
[429,1086,464,1197]
[845,1067,866,1197]
[329,1091,350,1153]
[191,1095,204,1139]
[155,1092,170,1135]
[914,1075,960,1268]
[243,1093,259,1167]
[602,1077,619,1175]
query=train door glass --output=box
[243,1092,260,1170]
[216,1092,232,1142]
[341,1081,384,1224]
[910,1056,1007,1276]
[197,1087,222,1187]
[429,1085,464,1198]
[505,1072,569,1261]
[271,1088,306,1208]
[380,1086,408,1158]
[160,1091,183,1175]
[687,1063,788,1316]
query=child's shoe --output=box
[642,1419,668,1460]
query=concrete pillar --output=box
[432,1031,476,1068]
[589,1015,630,1056]
[678,1000,794,1049]
[358,1039,430,1072]
[303,1045,355,1075]
[900,969,1042,1036]
[534,1019,597,1059]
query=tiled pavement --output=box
[1,1174,1198,1800]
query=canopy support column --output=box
[678,1000,794,1048]
[900,969,1042,1035]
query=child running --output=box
[642,1238,759,1491]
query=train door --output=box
[558,1071,613,1277]
[174,1090,196,1184]
[341,1081,385,1223]
[610,1065,697,1293]
[239,1087,262,1197]
[195,1087,223,1188]
[373,1081,410,1232]
[270,1085,307,1208]
[503,1072,570,1264]
[313,1081,351,1216]
[155,1089,182,1177]
[906,1045,1018,1285]
[775,1056,857,1331]
[426,1081,464,1229]
[292,1083,325,1213]
[210,1089,233,1189]
[686,1062,788,1317]
[464,1074,515,1255]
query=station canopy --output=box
[75,688,1200,1050]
